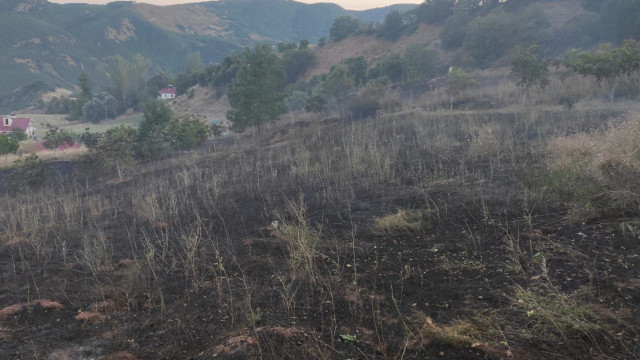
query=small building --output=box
[157,85,177,100]
[0,117,36,138]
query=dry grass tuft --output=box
[545,112,640,218]
[373,209,422,235]
[407,313,510,358]
[75,311,107,323]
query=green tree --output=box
[415,0,454,24]
[453,0,480,13]
[107,55,131,109]
[4,154,48,191]
[0,134,19,160]
[282,49,316,83]
[82,92,118,123]
[287,90,309,112]
[369,56,404,83]
[330,16,362,42]
[78,73,92,98]
[10,129,27,142]
[43,128,75,152]
[136,100,173,159]
[403,44,442,84]
[463,10,517,66]
[227,45,285,133]
[440,12,471,50]
[446,68,474,110]
[166,115,210,151]
[69,73,93,119]
[511,45,549,106]
[131,54,151,100]
[305,95,327,113]
[107,54,150,110]
[562,40,640,101]
[318,36,326,47]
[322,64,354,118]
[342,56,368,86]
[277,42,297,53]
[97,125,137,180]
[379,10,405,41]
[299,39,310,50]
[516,5,550,47]
[185,51,204,74]
[79,128,103,150]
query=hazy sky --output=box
[49,0,422,11]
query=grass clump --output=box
[525,113,640,220]
[373,209,423,235]
[510,284,635,356]
[278,196,320,279]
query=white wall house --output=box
[0,117,36,138]
[157,85,177,100]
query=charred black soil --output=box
[1,108,640,359]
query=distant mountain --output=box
[165,0,417,44]
[0,0,416,113]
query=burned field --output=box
[1,108,640,359]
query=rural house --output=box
[157,85,177,100]
[0,117,36,138]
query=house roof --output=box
[158,86,176,95]
[0,118,32,132]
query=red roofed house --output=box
[157,85,176,100]
[0,117,36,138]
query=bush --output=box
[287,91,309,112]
[282,49,316,83]
[463,10,517,66]
[415,0,454,25]
[347,85,384,118]
[440,12,471,50]
[330,16,362,42]
[4,154,48,192]
[378,10,405,41]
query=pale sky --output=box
[49,0,422,11]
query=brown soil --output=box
[167,84,232,127]
[306,23,443,79]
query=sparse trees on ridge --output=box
[561,40,640,101]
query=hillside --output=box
[0,0,239,113]
[306,23,443,78]
[0,0,414,114]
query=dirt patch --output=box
[13,37,42,47]
[0,299,64,320]
[60,53,77,67]
[105,18,136,42]
[13,58,39,73]
[75,311,106,323]
[168,84,231,126]
[13,0,45,11]
[41,87,73,102]
[133,3,231,38]
[103,351,137,360]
